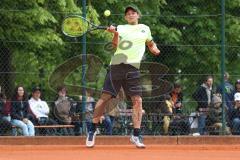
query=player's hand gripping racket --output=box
[62,15,108,37]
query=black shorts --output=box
[102,63,142,98]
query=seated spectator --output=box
[170,83,183,114]
[0,92,12,135]
[169,83,190,135]
[192,76,213,135]
[230,93,240,135]
[80,90,112,135]
[0,91,11,121]
[28,86,57,135]
[231,80,240,111]
[206,94,231,135]
[10,86,35,136]
[53,86,82,136]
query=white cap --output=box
[234,93,240,101]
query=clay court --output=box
[1,136,240,160]
[1,145,240,160]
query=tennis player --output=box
[86,4,160,148]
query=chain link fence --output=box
[0,0,240,136]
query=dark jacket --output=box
[192,84,213,111]
[0,99,4,117]
[216,81,234,110]
[231,107,240,120]
[11,100,30,120]
[170,92,183,114]
[207,107,228,126]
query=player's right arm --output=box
[107,25,119,48]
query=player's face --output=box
[125,9,139,25]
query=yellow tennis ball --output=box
[104,10,111,17]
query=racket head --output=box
[62,15,89,37]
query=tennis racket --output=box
[62,15,108,37]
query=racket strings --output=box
[63,17,89,36]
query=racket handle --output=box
[98,25,117,31]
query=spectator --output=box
[81,90,112,135]
[0,92,12,135]
[206,94,231,135]
[0,91,11,122]
[234,80,240,94]
[169,83,190,135]
[170,83,183,114]
[230,93,240,135]
[28,86,57,135]
[230,80,240,122]
[10,86,35,136]
[216,72,234,110]
[192,75,213,135]
[53,86,82,136]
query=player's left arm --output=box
[146,40,160,56]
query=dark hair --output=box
[57,85,67,93]
[235,79,240,85]
[12,85,28,101]
[204,75,213,82]
[164,94,172,101]
[173,83,181,89]
[32,86,41,93]
[235,80,240,90]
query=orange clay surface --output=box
[0,145,240,160]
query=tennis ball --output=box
[104,10,111,17]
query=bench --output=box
[34,125,74,128]
[12,125,75,136]
[12,125,75,129]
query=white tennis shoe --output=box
[130,135,146,148]
[86,131,97,148]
